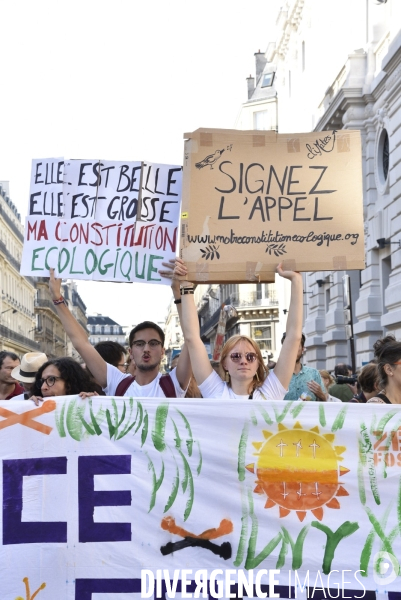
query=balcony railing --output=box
[229,290,278,308]
[35,298,58,315]
[199,290,278,339]
[0,324,40,351]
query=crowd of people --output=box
[0,259,400,405]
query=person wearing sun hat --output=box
[10,352,48,400]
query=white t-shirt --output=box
[198,369,287,400]
[104,363,185,398]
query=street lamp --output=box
[1,308,17,316]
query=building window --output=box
[377,128,389,184]
[101,326,104,334]
[253,110,270,131]
[251,321,272,350]
[302,41,306,71]
[261,72,275,88]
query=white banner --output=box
[0,397,400,599]
[20,159,182,284]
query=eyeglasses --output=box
[40,376,63,387]
[117,362,129,368]
[131,340,162,349]
[392,361,401,365]
[229,352,257,363]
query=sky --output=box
[0,0,280,329]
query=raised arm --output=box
[273,265,303,390]
[172,259,213,386]
[168,267,191,390]
[48,269,108,387]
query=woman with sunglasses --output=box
[169,259,303,400]
[31,357,103,401]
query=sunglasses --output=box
[40,376,63,387]
[229,352,257,363]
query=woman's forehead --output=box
[42,364,61,377]
[230,340,255,353]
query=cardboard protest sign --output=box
[21,158,182,284]
[181,128,365,282]
[1,396,400,597]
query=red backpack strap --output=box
[159,374,176,398]
[115,376,136,396]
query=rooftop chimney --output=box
[247,74,255,99]
[254,50,267,84]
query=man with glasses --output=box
[48,269,191,398]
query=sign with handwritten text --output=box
[181,128,364,282]
[20,159,182,283]
[1,397,400,598]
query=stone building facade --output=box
[0,182,39,354]
[87,315,125,347]
[259,0,401,369]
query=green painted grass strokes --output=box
[170,418,182,450]
[116,400,141,439]
[55,400,67,437]
[234,485,250,567]
[164,459,180,513]
[331,405,348,432]
[88,399,103,435]
[319,404,326,427]
[375,409,399,436]
[364,505,399,571]
[175,408,193,457]
[255,403,273,425]
[238,422,250,482]
[274,401,293,423]
[278,526,310,570]
[146,453,157,512]
[360,422,380,505]
[357,447,367,506]
[152,403,169,452]
[290,402,304,418]
[178,448,194,521]
[196,440,203,476]
[141,411,149,446]
[244,487,282,570]
[66,398,85,441]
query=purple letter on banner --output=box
[3,457,67,545]
[75,579,140,599]
[78,455,131,542]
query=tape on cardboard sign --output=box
[333,256,347,269]
[246,262,261,282]
[196,261,209,282]
[282,259,297,271]
[253,135,265,147]
[200,132,213,147]
[337,133,351,152]
[181,212,188,219]
[287,138,301,153]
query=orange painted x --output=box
[0,400,56,435]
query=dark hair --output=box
[0,351,19,369]
[34,357,103,396]
[374,335,401,388]
[334,363,349,377]
[357,363,379,394]
[281,332,305,347]
[94,341,127,367]
[129,321,165,347]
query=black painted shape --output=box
[160,537,232,559]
